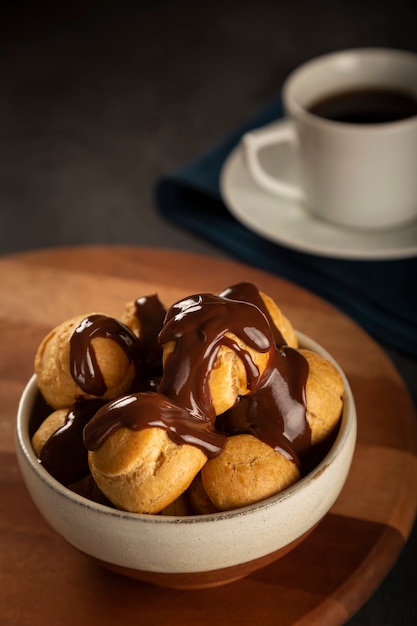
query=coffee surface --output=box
[308,87,417,124]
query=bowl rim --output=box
[16,331,356,525]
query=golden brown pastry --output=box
[32,284,344,518]
[218,282,298,348]
[31,408,69,457]
[162,332,273,417]
[259,291,298,348]
[34,313,138,409]
[201,434,301,511]
[88,426,207,514]
[160,491,194,516]
[69,474,112,506]
[121,302,142,337]
[159,292,276,420]
[86,291,276,514]
[300,348,344,445]
[188,472,219,515]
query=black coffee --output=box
[308,88,417,124]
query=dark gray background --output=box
[1,2,416,624]
[2,0,417,257]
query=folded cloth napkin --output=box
[155,96,417,358]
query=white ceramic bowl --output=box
[15,333,356,589]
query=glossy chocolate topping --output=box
[82,287,311,465]
[220,282,286,347]
[69,314,139,396]
[39,398,105,485]
[158,292,273,422]
[133,294,166,377]
[83,391,226,458]
[84,291,274,457]
[217,346,310,465]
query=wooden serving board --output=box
[1,246,417,626]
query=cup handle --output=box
[242,120,305,202]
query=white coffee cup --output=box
[242,48,417,230]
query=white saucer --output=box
[219,142,417,260]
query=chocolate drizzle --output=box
[158,293,273,422]
[82,287,311,467]
[133,294,166,378]
[83,292,275,458]
[83,391,226,458]
[217,347,310,466]
[220,282,286,347]
[42,284,312,479]
[69,314,139,396]
[39,398,105,484]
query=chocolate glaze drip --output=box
[83,391,226,458]
[133,294,166,377]
[69,314,140,396]
[83,291,274,458]
[82,287,310,469]
[39,398,106,485]
[158,293,273,422]
[220,282,286,347]
[216,347,310,466]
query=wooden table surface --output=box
[1,246,417,626]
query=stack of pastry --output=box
[32,282,344,515]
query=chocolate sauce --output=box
[82,289,311,467]
[133,294,166,377]
[158,293,273,422]
[83,292,275,460]
[220,282,286,347]
[39,398,105,484]
[83,391,226,458]
[217,347,310,466]
[69,314,140,396]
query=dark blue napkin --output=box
[155,96,417,358]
